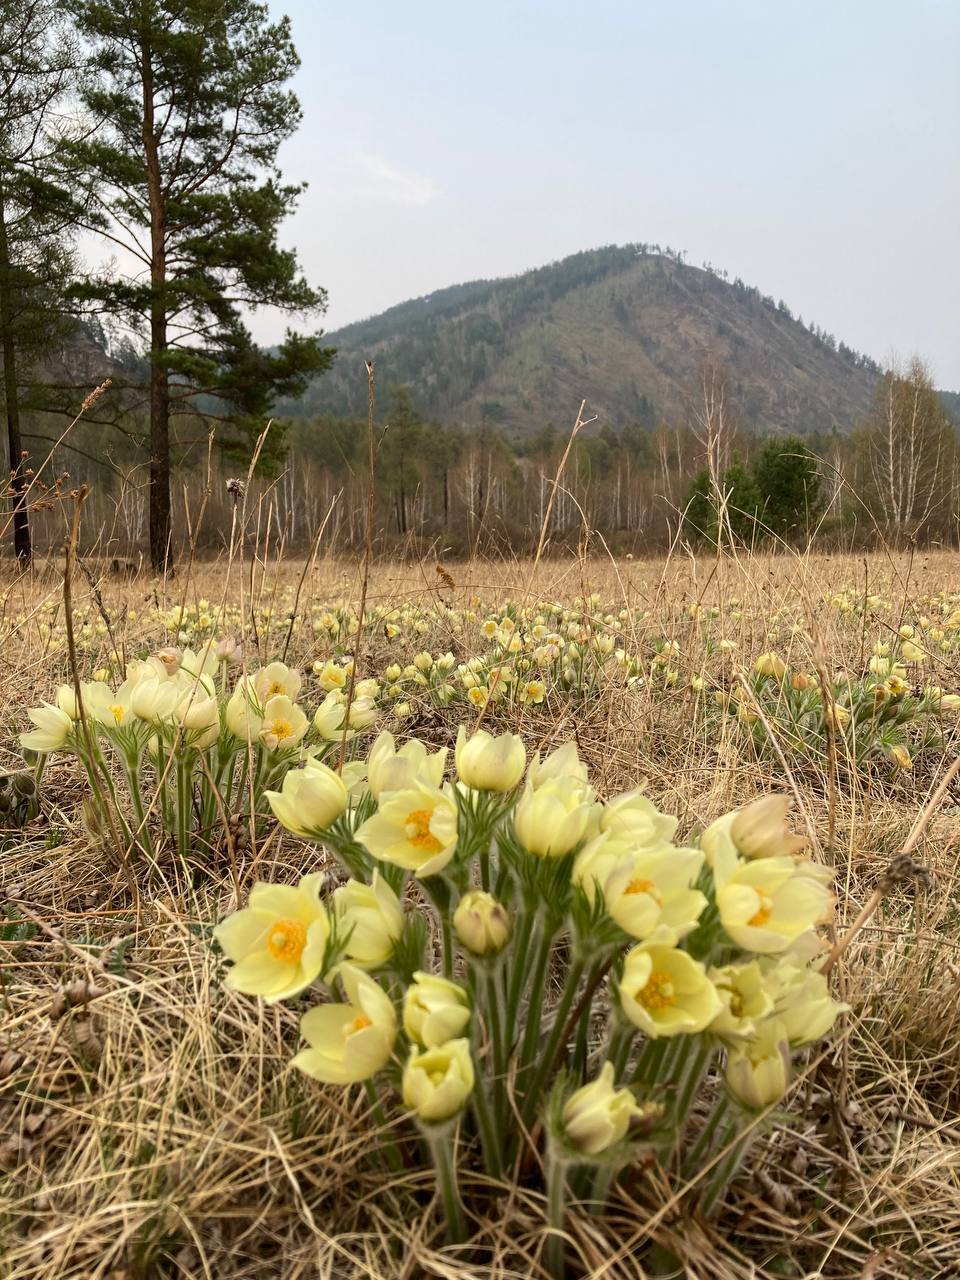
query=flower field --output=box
[2,549,960,1280]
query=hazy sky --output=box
[258,0,960,386]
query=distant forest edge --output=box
[13,246,960,561]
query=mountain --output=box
[289,245,882,436]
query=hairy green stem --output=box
[426,1126,466,1244]
[545,1151,568,1279]
[522,955,586,1128]
[363,1079,403,1175]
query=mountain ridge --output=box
[287,244,885,435]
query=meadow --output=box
[2,544,960,1280]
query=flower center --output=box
[348,1014,372,1034]
[403,808,442,853]
[109,704,125,724]
[266,918,307,964]
[266,681,286,697]
[748,890,773,928]
[270,719,293,741]
[624,877,663,905]
[637,969,676,1011]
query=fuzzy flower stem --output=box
[362,1079,403,1175]
[522,955,586,1128]
[671,1036,715,1137]
[545,1150,569,1279]
[122,754,154,858]
[485,971,507,1128]
[517,918,554,1091]
[504,908,536,1034]
[683,1092,732,1178]
[698,1118,758,1218]
[426,1125,466,1244]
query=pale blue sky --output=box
[261,0,960,386]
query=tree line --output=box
[16,356,959,563]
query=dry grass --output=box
[2,546,960,1279]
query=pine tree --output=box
[752,436,822,541]
[0,0,81,566]
[66,0,334,571]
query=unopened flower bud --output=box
[453,890,511,955]
[155,646,182,675]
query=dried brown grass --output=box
[2,546,960,1278]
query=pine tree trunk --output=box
[141,29,172,573]
[0,180,32,568]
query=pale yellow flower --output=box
[526,741,590,789]
[598,791,678,847]
[601,845,706,943]
[701,795,807,866]
[214,872,330,1002]
[760,955,848,1045]
[332,872,404,968]
[366,731,447,800]
[713,850,833,954]
[754,652,787,680]
[259,695,308,752]
[454,725,526,791]
[453,890,511,955]
[562,1061,644,1155]
[176,689,220,749]
[20,703,73,753]
[708,960,774,1042]
[292,965,397,1084]
[315,660,348,692]
[356,778,458,877]
[512,777,596,857]
[403,972,470,1046]
[402,1038,474,1121]
[725,1019,791,1109]
[619,944,721,1038]
[253,661,302,702]
[265,759,348,837]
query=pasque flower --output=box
[562,1061,645,1155]
[332,872,404,968]
[512,777,595,857]
[365,731,447,800]
[725,1019,791,1109]
[453,890,511,955]
[454,725,526,791]
[598,791,678,846]
[760,954,848,1045]
[20,703,74,753]
[259,695,308,752]
[701,795,807,866]
[600,844,706,944]
[292,965,397,1084]
[619,943,721,1038]
[356,778,458,877]
[526,741,591,790]
[265,759,348,836]
[708,960,774,1042]
[403,972,470,1046]
[713,853,833,954]
[214,872,330,1002]
[402,1038,474,1122]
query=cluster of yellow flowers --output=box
[19,642,380,856]
[215,723,845,1241]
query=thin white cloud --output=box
[353,152,437,207]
